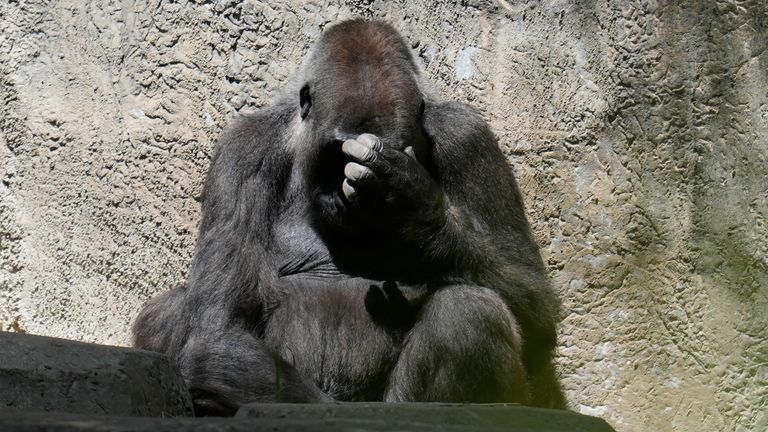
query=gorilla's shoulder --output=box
[208,102,295,179]
[424,100,499,154]
[216,102,295,151]
[426,100,483,118]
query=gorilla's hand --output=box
[341,133,446,232]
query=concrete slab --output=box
[0,331,192,417]
[0,404,616,431]
[237,402,617,431]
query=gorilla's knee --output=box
[386,286,530,403]
[132,283,187,355]
[425,286,524,347]
[178,328,329,416]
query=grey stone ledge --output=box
[0,403,615,431]
[0,331,193,417]
[0,331,615,430]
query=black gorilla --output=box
[134,19,565,415]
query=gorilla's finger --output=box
[404,146,417,161]
[342,178,358,201]
[344,162,374,182]
[356,133,383,152]
[382,281,408,307]
[342,139,377,163]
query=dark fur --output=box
[133,19,565,416]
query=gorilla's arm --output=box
[163,103,327,413]
[340,100,558,367]
[422,102,547,276]
[134,105,292,357]
[196,103,294,244]
[423,101,559,368]
[182,104,291,334]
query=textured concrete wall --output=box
[1,1,766,431]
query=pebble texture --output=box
[0,1,765,431]
[0,403,616,432]
[0,331,193,417]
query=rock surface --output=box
[0,403,615,431]
[0,1,766,431]
[236,402,616,431]
[0,331,193,417]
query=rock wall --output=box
[1,1,766,431]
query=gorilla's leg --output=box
[528,355,568,408]
[384,285,530,403]
[178,327,330,416]
[133,283,187,355]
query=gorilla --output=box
[133,19,565,416]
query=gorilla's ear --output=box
[299,84,312,119]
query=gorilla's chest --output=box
[262,276,402,400]
[265,210,421,399]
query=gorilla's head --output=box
[294,19,429,232]
[300,19,424,145]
